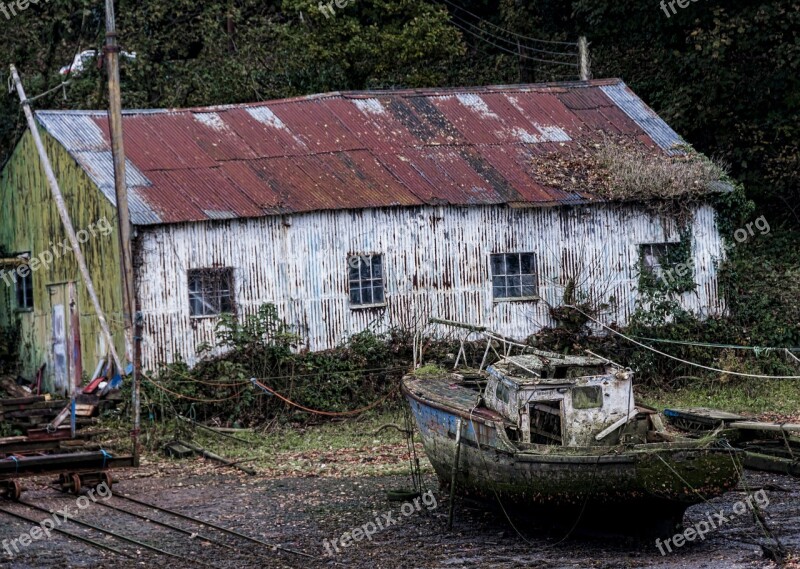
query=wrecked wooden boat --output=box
[402,351,742,525]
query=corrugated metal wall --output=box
[135,203,724,370]
[0,131,128,388]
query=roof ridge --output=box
[34,79,625,116]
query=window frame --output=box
[347,253,386,309]
[14,252,33,312]
[490,252,539,302]
[187,267,235,318]
[638,241,694,290]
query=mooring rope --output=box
[249,378,393,417]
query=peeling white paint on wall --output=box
[134,203,725,370]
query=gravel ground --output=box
[0,462,798,569]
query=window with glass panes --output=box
[11,253,33,310]
[188,268,234,317]
[490,252,538,300]
[348,254,385,307]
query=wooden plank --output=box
[0,395,47,406]
[730,421,800,434]
[74,404,97,417]
[743,451,800,477]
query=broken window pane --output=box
[188,268,235,317]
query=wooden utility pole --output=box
[578,36,591,81]
[104,0,140,466]
[8,65,124,379]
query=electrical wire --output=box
[142,375,245,403]
[438,0,578,46]
[449,12,578,59]
[448,19,579,67]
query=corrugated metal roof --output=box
[34,79,690,226]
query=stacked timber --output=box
[0,392,120,458]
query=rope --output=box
[143,375,244,403]
[100,449,112,469]
[249,378,393,417]
[631,336,800,353]
[566,305,800,379]
[21,81,72,105]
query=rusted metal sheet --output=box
[135,202,725,369]
[34,79,687,226]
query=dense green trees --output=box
[1,0,796,356]
[2,1,795,212]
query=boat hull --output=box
[404,385,741,511]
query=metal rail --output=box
[94,497,231,548]
[113,491,314,558]
[14,499,215,567]
[94,495,306,566]
[0,505,131,558]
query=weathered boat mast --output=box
[104,0,141,466]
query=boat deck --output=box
[402,375,506,423]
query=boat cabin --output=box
[483,353,637,447]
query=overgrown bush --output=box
[142,304,416,426]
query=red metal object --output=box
[36,79,683,226]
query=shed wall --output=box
[135,203,724,370]
[0,130,127,390]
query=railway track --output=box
[0,486,315,568]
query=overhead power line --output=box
[439,0,578,46]
[449,12,577,58]
[448,18,579,68]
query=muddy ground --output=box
[0,460,797,569]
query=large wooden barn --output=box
[0,79,726,391]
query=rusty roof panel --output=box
[556,88,614,111]
[33,80,698,225]
[269,100,362,154]
[502,92,586,139]
[223,106,309,158]
[218,161,282,210]
[327,97,418,152]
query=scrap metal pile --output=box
[0,376,131,500]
